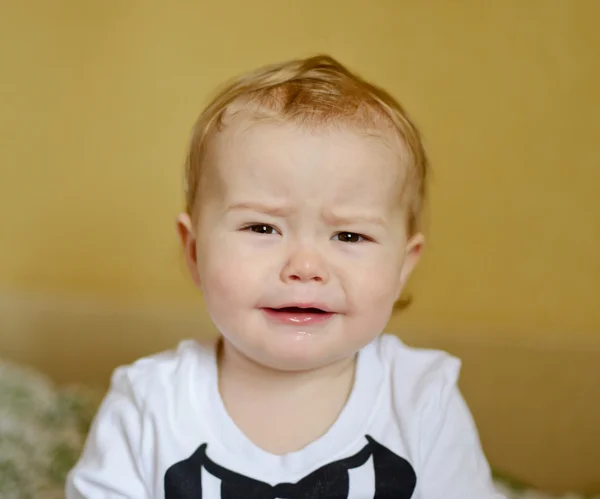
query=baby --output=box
[67,55,504,498]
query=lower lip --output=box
[262,308,335,325]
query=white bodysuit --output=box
[67,334,504,498]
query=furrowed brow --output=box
[323,211,386,228]
[226,201,292,218]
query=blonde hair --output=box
[184,54,428,236]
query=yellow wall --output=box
[1,0,600,492]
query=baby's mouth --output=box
[262,306,335,325]
[269,306,327,314]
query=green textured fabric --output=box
[0,358,595,499]
[0,360,100,499]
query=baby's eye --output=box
[334,232,366,243]
[243,224,279,235]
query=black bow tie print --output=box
[205,442,371,499]
[164,435,417,499]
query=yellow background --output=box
[1,0,599,493]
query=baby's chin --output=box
[257,352,349,373]
[215,313,381,372]
[219,333,349,373]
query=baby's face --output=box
[181,119,422,371]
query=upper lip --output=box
[264,303,335,313]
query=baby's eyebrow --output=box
[323,211,386,228]
[226,201,292,217]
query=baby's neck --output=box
[216,338,356,455]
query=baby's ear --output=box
[396,233,424,299]
[176,213,202,288]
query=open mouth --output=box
[269,307,328,314]
[262,306,334,325]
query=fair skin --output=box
[177,118,423,454]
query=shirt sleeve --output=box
[66,368,149,498]
[417,375,505,499]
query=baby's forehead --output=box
[221,121,402,180]
[200,118,408,216]
[213,114,408,170]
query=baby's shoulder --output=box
[374,334,462,405]
[107,339,216,407]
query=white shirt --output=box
[67,334,505,498]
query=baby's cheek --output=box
[207,246,271,304]
[352,258,401,305]
[205,260,246,303]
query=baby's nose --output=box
[281,247,330,284]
